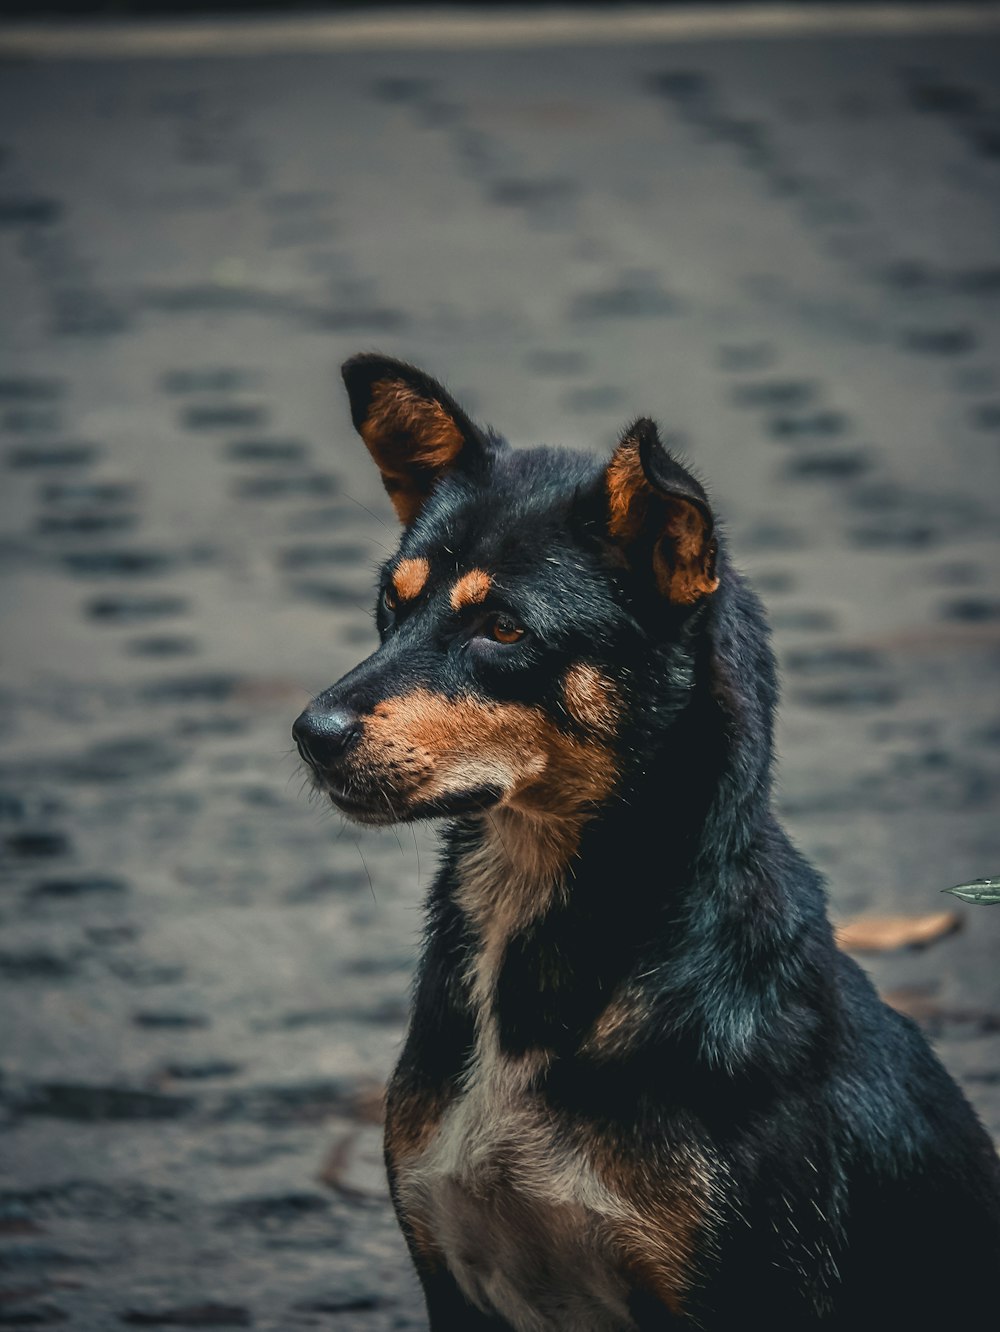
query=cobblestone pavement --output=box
[2,14,1000,1329]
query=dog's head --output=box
[293,354,721,828]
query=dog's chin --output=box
[324,782,506,826]
[324,785,398,826]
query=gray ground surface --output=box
[1,16,1000,1330]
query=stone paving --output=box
[1,16,1000,1329]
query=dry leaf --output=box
[884,991,1000,1034]
[882,983,940,1020]
[836,911,961,953]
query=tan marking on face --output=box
[606,439,719,604]
[562,664,621,736]
[449,568,492,611]
[354,689,614,985]
[346,687,617,1010]
[392,556,430,602]
[356,688,614,820]
[360,379,465,525]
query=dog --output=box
[293,354,1000,1330]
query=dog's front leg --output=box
[388,1168,512,1330]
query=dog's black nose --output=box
[292,706,362,769]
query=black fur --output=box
[295,356,1000,1330]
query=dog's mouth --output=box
[324,783,391,824]
[318,776,505,826]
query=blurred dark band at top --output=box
[9,0,994,19]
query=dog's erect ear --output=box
[603,419,719,604]
[341,354,491,525]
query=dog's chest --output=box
[394,1035,637,1332]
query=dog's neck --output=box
[446,573,833,1077]
[453,805,575,1020]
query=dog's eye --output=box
[491,614,525,645]
[382,586,398,613]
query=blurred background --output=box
[1,3,999,1329]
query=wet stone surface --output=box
[1,21,1000,1330]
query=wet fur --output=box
[297,356,1000,1330]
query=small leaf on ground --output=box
[942,878,1000,905]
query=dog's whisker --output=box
[485,811,514,870]
[353,838,377,905]
[341,488,393,533]
[410,824,421,896]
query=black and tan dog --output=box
[293,355,1000,1330]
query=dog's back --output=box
[295,355,1000,1329]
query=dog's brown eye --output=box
[383,586,397,613]
[491,615,524,645]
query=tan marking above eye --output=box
[392,556,430,601]
[449,569,492,611]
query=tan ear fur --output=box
[606,438,719,604]
[359,379,466,524]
